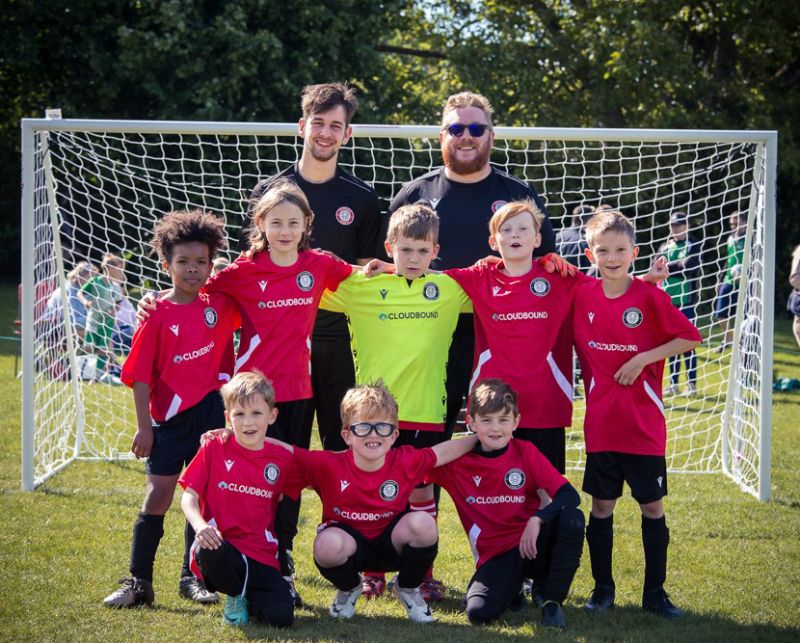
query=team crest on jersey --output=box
[422,282,440,301]
[530,278,550,297]
[622,307,644,328]
[296,271,314,291]
[203,307,218,328]
[264,463,280,485]
[491,200,507,213]
[504,468,526,490]
[379,480,399,501]
[335,206,355,225]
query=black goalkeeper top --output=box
[241,164,382,338]
[382,166,556,269]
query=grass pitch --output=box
[1,280,798,641]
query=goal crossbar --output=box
[20,117,776,500]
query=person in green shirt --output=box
[320,204,470,601]
[658,212,700,395]
[79,253,125,378]
[713,211,747,351]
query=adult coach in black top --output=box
[385,91,556,435]
[241,84,380,605]
[242,83,381,453]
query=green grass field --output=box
[1,279,799,641]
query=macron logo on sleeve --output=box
[170,324,179,336]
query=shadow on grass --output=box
[200,601,800,642]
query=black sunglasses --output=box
[348,422,396,437]
[444,123,491,138]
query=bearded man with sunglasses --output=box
[376,92,556,602]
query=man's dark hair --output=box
[301,82,358,125]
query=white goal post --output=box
[20,116,777,500]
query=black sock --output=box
[586,513,614,588]
[543,507,585,604]
[315,555,360,591]
[642,515,669,592]
[397,542,438,589]
[181,520,195,578]
[129,512,165,582]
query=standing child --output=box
[79,253,125,378]
[320,204,471,601]
[202,178,354,603]
[658,211,701,395]
[137,180,358,605]
[573,209,701,618]
[428,379,584,630]
[180,371,296,628]
[287,381,478,622]
[103,210,238,608]
[713,210,747,351]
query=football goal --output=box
[20,115,776,499]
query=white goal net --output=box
[20,117,776,499]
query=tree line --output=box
[2,0,798,309]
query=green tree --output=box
[380,0,800,309]
[0,0,407,274]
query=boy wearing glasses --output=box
[288,382,478,622]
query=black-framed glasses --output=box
[348,422,396,437]
[444,123,491,138]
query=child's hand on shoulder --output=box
[644,255,669,283]
[614,354,647,386]
[136,291,158,323]
[362,258,394,277]
[538,253,578,278]
[473,254,501,269]
[199,427,233,447]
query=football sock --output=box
[586,513,614,587]
[542,507,585,603]
[410,499,438,579]
[642,515,669,591]
[129,512,165,583]
[180,519,194,578]
[397,542,439,589]
[315,555,360,592]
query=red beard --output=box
[442,138,492,176]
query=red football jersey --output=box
[121,292,239,422]
[572,278,702,455]
[427,440,568,568]
[204,249,352,402]
[287,446,437,540]
[179,437,296,569]
[446,263,588,428]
